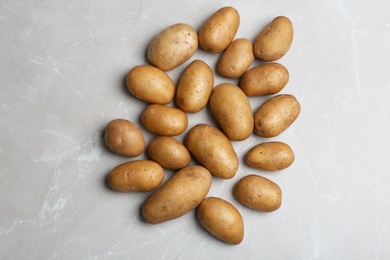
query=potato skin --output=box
[245,141,294,171]
[210,83,254,141]
[254,16,293,61]
[142,165,212,224]
[147,136,191,170]
[184,124,238,179]
[141,104,188,136]
[126,65,175,104]
[199,6,240,53]
[104,119,145,157]
[234,174,282,212]
[147,23,198,71]
[217,38,254,78]
[240,63,289,96]
[107,160,164,192]
[176,60,214,113]
[197,197,244,245]
[254,94,300,137]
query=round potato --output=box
[147,23,198,71]
[254,16,293,61]
[184,124,238,179]
[142,165,212,224]
[197,197,244,245]
[147,136,191,170]
[234,174,282,212]
[126,65,175,104]
[141,104,188,136]
[245,141,294,171]
[176,60,214,113]
[199,6,240,53]
[217,38,254,78]
[240,63,289,96]
[107,160,164,192]
[104,119,145,157]
[210,83,254,141]
[254,94,300,137]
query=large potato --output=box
[147,23,198,71]
[210,83,253,141]
[142,165,212,224]
[253,16,293,61]
[254,94,300,137]
[199,6,240,53]
[197,197,244,245]
[184,124,238,179]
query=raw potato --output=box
[184,124,238,179]
[199,6,240,53]
[147,136,191,170]
[141,104,188,136]
[142,165,212,224]
[210,83,254,141]
[254,94,300,137]
[217,38,254,78]
[107,160,164,192]
[234,174,282,212]
[147,23,198,71]
[254,16,293,61]
[245,141,295,171]
[104,119,145,157]
[240,63,289,96]
[126,65,175,104]
[176,60,214,113]
[197,197,244,245]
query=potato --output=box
[197,197,244,245]
[199,6,240,53]
[107,160,164,192]
[234,174,282,212]
[176,60,214,113]
[254,16,293,61]
[126,65,175,104]
[217,38,254,78]
[141,104,188,136]
[147,23,198,71]
[142,165,212,224]
[245,141,294,171]
[147,136,191,170]
[240,63,289,96]
[184,124,238,179]
[104,119,145,157]
[210,83,253,141]
[254,94,300,137]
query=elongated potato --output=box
[142,165,212,224]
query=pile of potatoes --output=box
[104,6,300,245]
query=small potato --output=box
[141,104,188,136]
[217,38,254,78]
[197,197,244,245]
[254,16,293,61]
[210,83,254,141]
[199,6,240,53]
[240,63,289,96]
[176,60,214,113]
[107,160,164,192]
[147,136,191,170]
[254,94,300,138]
[184,124,238,179]
[126,65,175,104]
[147,23,198,71]
[234,174,282,212]
[104,119,145,157]
[142,165,212,224]
[245,141,294,171]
